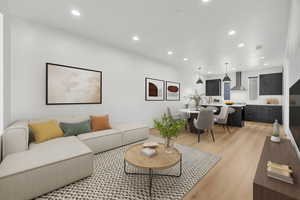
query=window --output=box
[224,82,231,100]
[249,77,258,100]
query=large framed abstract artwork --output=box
[46,63,102,105]
[166,81,180,101]
[145,78,165,101]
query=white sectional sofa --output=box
[0,117,149,200]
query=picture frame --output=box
[145,78,165,101]
[46,63,102,105]
[166,81,180,101]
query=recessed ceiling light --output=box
[208,71,212,74]
[232,67,236,70]
[183,58,189,61]
[238,43,245,48]
[167,51,173,55]
[71,10,81,16]
[202,0,211,3]
[228,30,236,36]
[132,35,140,41]
[260,56,265,60]
[264,63,269,66]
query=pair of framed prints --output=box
[145,77,180,101]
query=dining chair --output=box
[167,107,181,120]
[215,106,235,132]
[193,108,215,143]
[206,106,218,113]
[167,107,190,130]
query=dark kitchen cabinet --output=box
[245,105,282,124]
[259,73,283,95]
[206,79,221,96]
[227,106,245,127]
[244,105,257,121]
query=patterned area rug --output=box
[37,137,221,200]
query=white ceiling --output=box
[7,0,291,74]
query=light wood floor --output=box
[150,122,285,200]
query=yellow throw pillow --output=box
[29,120,64,143]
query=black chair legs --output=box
[222,124,231,133]
[197,129,215,143]
[226,126,231,133]
[210,129,215,142]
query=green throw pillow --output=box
[60,120,91,137]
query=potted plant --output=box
[188,90,205,109]
[153,114,186,148]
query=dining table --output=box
[179,108,218,134]
[179,104,245,133]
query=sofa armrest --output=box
[2,121,29,158]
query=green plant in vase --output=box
[154,114,186,148]
[188,90,205,109]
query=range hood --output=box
[231,72,246,91]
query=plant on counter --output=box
[153,114,186,148]
[188,90,205,108]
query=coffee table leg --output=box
[124,159,128,175]
[149,169,153,197]
[179,154,182,177]
[124,158,182,196]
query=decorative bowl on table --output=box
[225,101,235,105]
[143,142,159,148]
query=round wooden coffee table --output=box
[124,143,182,196]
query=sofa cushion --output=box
[0,136,93,200]
[77,129,122,141]
[114,124,149,145]
[2,121,29,158]
[29,120,64,143]
[113,124,148,132]
[60,120,91,137]
[77,129,123,154]
[90,115,112,131]
[0,136,92,178]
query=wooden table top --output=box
[124,143,181,170]
[254,137,300,200]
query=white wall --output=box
[180,68,206,104]
[0,0,11,129]
[0,13,3,131]
[205,67,283,104]
[283,0,300,158]
[9,17,183,127]
[0,0,10,161]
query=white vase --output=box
[271,120,280,143]
[271,136,281,143]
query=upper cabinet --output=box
[206,79,221,96]
[259,73,283,95]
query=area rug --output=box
[37,137,221,200]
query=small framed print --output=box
[145,78,165,101]
[166,81,180,101]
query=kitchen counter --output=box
[202,103,282,107]
[201,103,246,107]
[246,104,282,106]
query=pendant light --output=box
[223,62,231,82]
[196,67,203,84]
